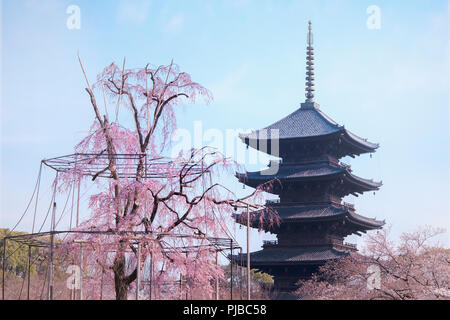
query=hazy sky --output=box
[1,0,449,251]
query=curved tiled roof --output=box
[240,163,343,180]
[347,211,385,227]
[239,104,378,152]
[269,204,347,220]
[345,130,379,149]
[237,163,382,190]
[234,247,349,264]
[235,203,385,229]
[241,108,341,139]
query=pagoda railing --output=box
[343,202,355,210]
[331,239,358,251]
[263,240,278,247]
[343,242,357,250]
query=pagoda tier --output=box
[236,161,382,198]
[240,102,379,160]
[232,246,351,294]
[235,202,384,234]
[236,246,351,266]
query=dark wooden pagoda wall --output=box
[279,137,353,162]
[264,265,321,295]
[239,105,382,299]
[259,140,361,297]
[276,225,345,247]
[278,185,342,203]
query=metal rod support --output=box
[247,204,251,300]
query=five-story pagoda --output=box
[234,21,384,298]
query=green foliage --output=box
[222,263,274,292]
[250,269,274,288]
[0,229,39,278]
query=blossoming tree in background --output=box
[296,226,450,300]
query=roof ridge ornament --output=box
[301,21,320,110]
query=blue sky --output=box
[1,0,449,251]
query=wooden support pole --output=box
[236,199,258,301]
[215,251,219,300]
[230,242,233,300]
[239,247,243,300]
[2,238,6,300]
[149,252,153,300]
[73,239,88,300]
[179,273,182,300]
[27,246,31,300]
[76,178,81,228]
[185,251,188,300]
[79,243,83,300]
[247,204,251,300]
[48,202,56,300]
[136,242,141,300]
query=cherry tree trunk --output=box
[113,250,130,300]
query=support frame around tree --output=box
[1,230,242,300]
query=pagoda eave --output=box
[240,125,378,158]
[231,247,351,267]
[343,129,379,152]
[236,166,382,193]
[235,203,384,233]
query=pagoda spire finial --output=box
[305,20,315,103]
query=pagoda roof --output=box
[233,246,349,265]
[236,162,382,191]
[239,102,379,155]
[235,203,385,231]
